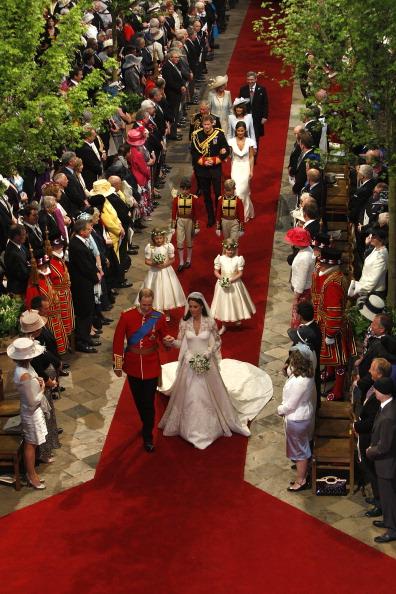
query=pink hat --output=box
[284,227,312,248]
[127,127,146,147]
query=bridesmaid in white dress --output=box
[207,74,233,135]
[211,238,256,335]
[228,121,255,221]
[159,292,272,449]
[136,227,186,319]
[227,98,257,148]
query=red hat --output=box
[127,127,146,146]
[284,227,312,248]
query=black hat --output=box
[373,377,395,396]
[370,225,388,241]
[319,247,342,265]
[287,325,316,348]
[311,233,331,249]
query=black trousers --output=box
[75,315,92,347]
[198,169,222,225]
[378,476,396,534]
[128,376,158,442]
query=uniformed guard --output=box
[112,288,173,452]
[215,179,245,241]
[171,177,200,272]
[191,114,230,227]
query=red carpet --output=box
[1,2,396,592]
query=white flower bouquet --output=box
[153,253,166,265]
[219,277,231,288]
[189,354,210,374]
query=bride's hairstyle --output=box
[183,297,209,320]
[235,121,247,136]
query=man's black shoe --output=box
[117,281,133,289]
[365,507,382,518]
[101,317,113,324]
[374,533,396,544]
[130,244,139,250]
[127,249,139,255]
[365,497,376,505]
[143,442,155,453]
[373,520,385,528]
[76,345,98,353]
[62,363,70,369]
[88,339,101,347]
[57,428,63,435]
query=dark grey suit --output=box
[367,400,396,534]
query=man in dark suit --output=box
[75,127,104,190]
[356,314,394,379]
[161,51,187,140]
[239,71,269,154]
[4,224,29,295]
[0,179,15,252]
[38,196,62,241]
[306,168,324,210]
[292,130,316,196]
[366,377,396,543]
[22,204,43,256]
[59,151,87,212]
[349,164,377,259]
[53,172,82,221]
[68,219,100,353]
[302,200,320,240]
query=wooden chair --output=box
[317,400,353,420]
[0,400,20,417]
[311,436,355,495]
[315,417,352,438]
[0,436,24,491]
[0,417,22,436]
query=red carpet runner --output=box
[1,2,395,592]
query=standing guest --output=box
[23,204,44,256]
[59,151,88,210]
[0,176,16,251]
[138,228,185,321]
[228,98,257,148]
[348,225,388,306]
[215,178,244,241]
[292,130,315,197]
[41,183,70,244]
[302,199,320,240]
[161,50,186,140]
[53,172,81,221]
[75,126,104,190]
[127,127,153,220]
[239,71,268,155]
[366,377,396,544]
[171,177,200,272]
[288,125,304,180]
[4,224,29,296]
[113,288,173,452]
[292,301,322,406]
[68,219,100,353]
[278,348,315,492]
[207,74,232,135]
[25,254,68,356]
[189,100,221,139]
[211,238,256,336]
[228,121,255,221]
[49,238,74,338]
[38,196,62,242]
[7,337,47,489]
[306,168,324,209]
[284,228,315,329]
[191,115,230,227]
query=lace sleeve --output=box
[207,318,222,362]
[173,319,187,348]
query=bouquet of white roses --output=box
[153,253,166,265]
[219,277,231,288]
[189,353,210,374]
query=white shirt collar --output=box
[381,397,393,409]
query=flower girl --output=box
[137,227,186,319]
[211,238,256,335]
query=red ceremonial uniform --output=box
[311,262,323,320]
[49,256,74,336]
[25,276,69,355]
[316,268,356,366]
[112,307,167,379]
[215,195,245,230]
[171,193,199,227]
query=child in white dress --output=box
[211,238,256,335]
[137,228,186,319]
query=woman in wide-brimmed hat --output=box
[7,337,48,489]
[207,74,232,135]
[127,126,153,220]
[284,227,315,329]
[228,97,256,147]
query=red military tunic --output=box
[171,193,199,228]
[316,267,356,366]
[25,276,69,355]
[49,256,74,336]
[112,307,168,379]
[215,195,245,231]
[311,262,323,320]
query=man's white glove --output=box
[215,230,221,237]
[325,336,335,346]
[239,231,244,237]
[194,228,200,235]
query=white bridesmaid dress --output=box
[228,137,255,221]
[210,255,256,322]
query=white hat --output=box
[141,99,155,110]
[83,12,95,24]
[7,337,45,360]
[0,174,10,190]
[102,39,113,49]
[149,17,160,28]
[208,74,228,89]
[20,310,47,334]
[233,97,249,107]
[361,295,386,322]
[149,27,163,41]
[147,2,161,13]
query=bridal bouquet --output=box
[219,277,231,288]
[153,253,166,265]
[189,354,210,374]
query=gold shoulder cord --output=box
[192,129,219,156]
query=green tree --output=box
[254,0,396,305]
[0,0,120,175]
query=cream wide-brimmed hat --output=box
[149,27,164,41]
[361,295,386,322]
[7,337,45,360]
[208,74,228,90]
[233,97,249,107]
[20,310,47,334]
[102,39,113,49]
[89,179,116,197]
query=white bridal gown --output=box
[158,317,273,449]
[228,137,255,221]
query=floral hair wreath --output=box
[222,239,238,249]
[151,229,167,237]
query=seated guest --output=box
[4,224,29,296]
[348,225,388,305]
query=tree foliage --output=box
[0,0,120,174]
[254,0,396,305]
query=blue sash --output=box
[126,311,162,348]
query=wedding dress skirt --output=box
[158,319,272,449]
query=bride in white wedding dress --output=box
[158,292,273,449]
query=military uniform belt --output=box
[126,345,158,355]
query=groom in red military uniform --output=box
[113,288,173,452]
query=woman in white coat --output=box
[228,98,257,148]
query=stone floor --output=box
[1,0,395,560]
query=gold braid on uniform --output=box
[192,128,221,156]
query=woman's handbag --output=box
[316,475,347,496]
